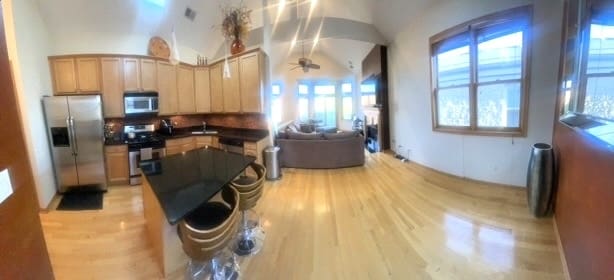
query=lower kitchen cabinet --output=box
[165,137,195,156]
[105,145,129,185]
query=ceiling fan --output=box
[289,42,321,73]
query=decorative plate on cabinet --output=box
[148,36,171,59]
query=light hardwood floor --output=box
[40,152,565,280]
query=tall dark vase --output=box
[526,143,555,217]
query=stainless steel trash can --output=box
[264,146,281,180]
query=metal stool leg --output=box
[233,210,265,256]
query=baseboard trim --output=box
[553,218,571,280]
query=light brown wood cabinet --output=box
[157,61,178,115]
[140,59,157,91]
[166,137,195,156]
[222,58,240,113]
[105,145,129,185]
[194,136,214,148]
[239,52,262,113]
[51,57,101,94]
[194,67,211,113]
[123,58,157,92]
[100,57,124,118]
[177,65,196,114]
[209,63,224,113]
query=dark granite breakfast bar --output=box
[139,147,255,277]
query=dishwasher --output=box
[218,137,244,154]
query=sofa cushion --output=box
[288,131,323,140]
[323,131,359,140]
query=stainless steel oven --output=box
[129,148,165,185]
[124,92,159,116]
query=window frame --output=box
[341,82,354,120]
[296,80,338,126]
[429,5,533,137]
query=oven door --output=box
[128,148,166,185]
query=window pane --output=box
[587,24,614,74]
[478,31,523,83]
[314,96,336,126]
[585,76,614,120]
[272,98,282,124]
[361,83,375,93]
[342,83,352,93]
[437,87,470,126]
[437,46,470,88]
[477,83,521,128]
[343,96,353,120]
[315,85,335,95]
[272,84,281,95]
[299,97,309,120]
[298,84,309,95]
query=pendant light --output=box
[169,26,180,65]
[223,39,231,79]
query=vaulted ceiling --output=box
[36,0,436,69]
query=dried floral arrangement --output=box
[221,2,252,41]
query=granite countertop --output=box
[159,125,269,142]
[141,147,256,224]
[104,126,269,146]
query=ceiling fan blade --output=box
[289,63,300,66]
[290,65,302,71]
[308,64,321,69]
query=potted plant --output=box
[221,2,252,55]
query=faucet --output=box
[202,121,207,131]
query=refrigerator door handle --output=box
[65,117,75,156]
[69,116,78,156]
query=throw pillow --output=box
[285,124,298,133]
[288,131,323,140]
[323,131,359,140]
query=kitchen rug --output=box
[57,189,104,211]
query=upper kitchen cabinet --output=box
[50,57,101,94]
[100,57,124,118]
[239,52,263,113]
[123,58,157,92]
[140,59,157,91]
[209,63,224,113]
[177,65,196,114]
[157,61,178,115]
[194,67,211,113]
[222,58,240,113]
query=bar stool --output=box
[178,185,241,280]
[230,162,266,256]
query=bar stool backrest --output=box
[231,163,266,211]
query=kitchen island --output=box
[140,147,255,278]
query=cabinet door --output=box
[140,59,157,91]
[157,61,178,115]
[209,64,224,112]
[75,57,101,92]
[222,58,240,112]
[122,58,141,92]
[52,58,77,94]
[105,145,129,185]
[194,67,211,113]
[194,136,212,148]
[177,65,196,114]
[181,142,196,153]
[239,52,262,113]
[165,145,182,156]
[100,57,124,118]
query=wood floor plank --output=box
[40,152,565,279]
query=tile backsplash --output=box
[105,113,268,135]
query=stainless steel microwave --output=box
[124,92,159,116]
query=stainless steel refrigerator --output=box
[43,95,107,193]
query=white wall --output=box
[2,0,56,208]
[388,0,564,187]
[272,51,357,130]
[48,31,204,64]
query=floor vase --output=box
[526,143,555,217]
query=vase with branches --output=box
[221,2,252,55]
